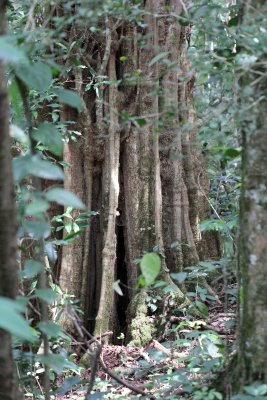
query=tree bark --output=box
[237,0,267,386]
[0,2,23,399]
[58,0,219,343]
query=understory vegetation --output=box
[0,1,266,399]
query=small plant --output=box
[192,387,223,400]
[233,382,267,399]
[52,207,98,236]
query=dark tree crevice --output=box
[114,150,130,339]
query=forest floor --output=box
[33,285,237,400]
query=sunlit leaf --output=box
[45,242,58,262]
[207,342,222,358]
[54,88,84,111]
[244,383,267,396]
[22,259,42,279]
[13,155,64,182]
[27,156,64,181]
[9,80,24,124]
[25,199,49,215]
[0,297,38,341]
[149,52,169,67]
[45,188,85,209]
[56,376,85,396]
[63,230,83,241]
[32,122,63,156]
[23,220,51,238]
[13,155,30,181]
[113,280,123,296]
[140,252,161,285]
[236,53,257,68]
[171,272,187,284]
[0,36,27,63]
[15,62,52,91]
[10,125,29,144]
[195,300,209,317]
[38,354,78,374]
[36,289,58,305]
[37,322,69,340]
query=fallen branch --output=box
[153,340,188,359]
[70,309,154,399]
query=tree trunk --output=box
[58,1,219,342]
[237,0,267,386]
[0,2,23,399]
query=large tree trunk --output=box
[237,0,267,386]
[59,0,219,342]
[0,2,23,399]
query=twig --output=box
[180,0,188,13]
[24,0,37,32]
[70,309,154,398]
[17,77,51,400]
[153,340,188,359]
[99,353,154,398]
[86,345,102,396]
[197,172,236,247]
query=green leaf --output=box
[22,260,42,279]
[35,289,58,305]
[32,122,63,156]
[37,322,69,340]
[140,252,161,285]
[45,242,57,262]
[0,297,38,341]
[200,219,227,232]
[15,62,52,91]
[25,199,50,215]
[38,354,78,374]
[171,272,187,283]
[10,125,29,145]
[54,88,83,111]
[236,53,257,68]
[228,16,238,27]
[13,155,31,182]
[195,300,209,317]
[13,155,64,182]
[149,52,169,67]
[207,342,222,358]
[0,36,27,63]
[27,156,64,181]
[9,80,23,124]
[63,230,83,241]
[244,384,267,396]
[56,376,84,396]
[23,220,51,239]
[113,280,123,296]
[8,74,24,125]
[135,118,147,126]
[87,393,106,400]
[223,148,241,159]
[45,188,85,209]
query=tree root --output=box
[127,282,203,347]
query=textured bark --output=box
[94,43,120,336]
[0,2,23,399]
[58,1,219,343]
[237,0,267,385]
